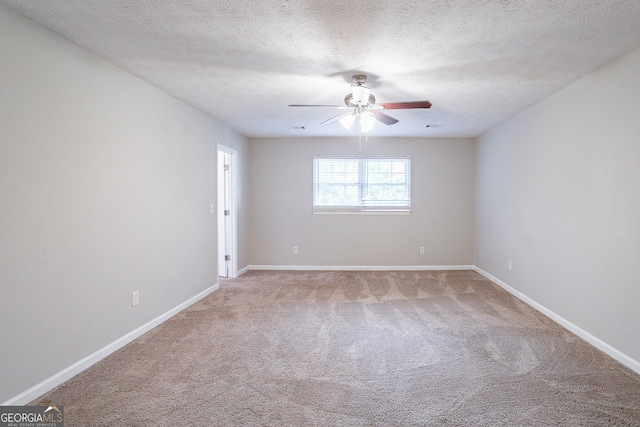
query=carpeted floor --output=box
[32,270,640,426]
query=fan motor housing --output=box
[344,93,375,107]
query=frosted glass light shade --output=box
[360,112,375,133]
[351,85,371,104]
[339,113,356,130]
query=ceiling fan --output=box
[289,74,432,133]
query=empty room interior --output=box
[1,1,639,424]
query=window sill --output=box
[312,210,411,215]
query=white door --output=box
[217,151,228,277]
[217,146,237,278]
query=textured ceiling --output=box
[4,0,640,138]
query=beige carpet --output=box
[32,270,640,426]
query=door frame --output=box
[217,144,238,278]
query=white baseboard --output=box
[247,265,475,271]
[7,266,638,405]
[3,283,219,406]
[473,267,640,375]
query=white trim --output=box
[237,265,251,276]
[217,144,238,278]
[7,265,638,405]
[473,267,640,375]
[248,265,474,271]
[3,283,219,406]
[312,210,411,215]
[313,155,412,160]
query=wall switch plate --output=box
[508,260,512,271]
[210,203,214,214]
[419,247,425,254]
[132,291,139,306]
[293,246,298,254]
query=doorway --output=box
[217,144,237,278]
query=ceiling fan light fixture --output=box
[288,74,432,137]
[351,85,370,104]
[339,113,356,130]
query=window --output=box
[312,156,411,213]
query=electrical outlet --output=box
[293,246,299,254]
[419,247,425,254]
[508,260,512,271]
[132,291,139,307]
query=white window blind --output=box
[313,156,411,212]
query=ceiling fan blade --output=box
[378,101,432,109]
[288,104,340,107]
[321,112,351,125]
[371,110,399,125]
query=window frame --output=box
[312,155,412,214]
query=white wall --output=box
[248,137,475,267]
[0,4,248,403]
[475,46,640,366]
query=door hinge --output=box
[224,209,230,216]
[225,255,231,261]
[223,164,229,171]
